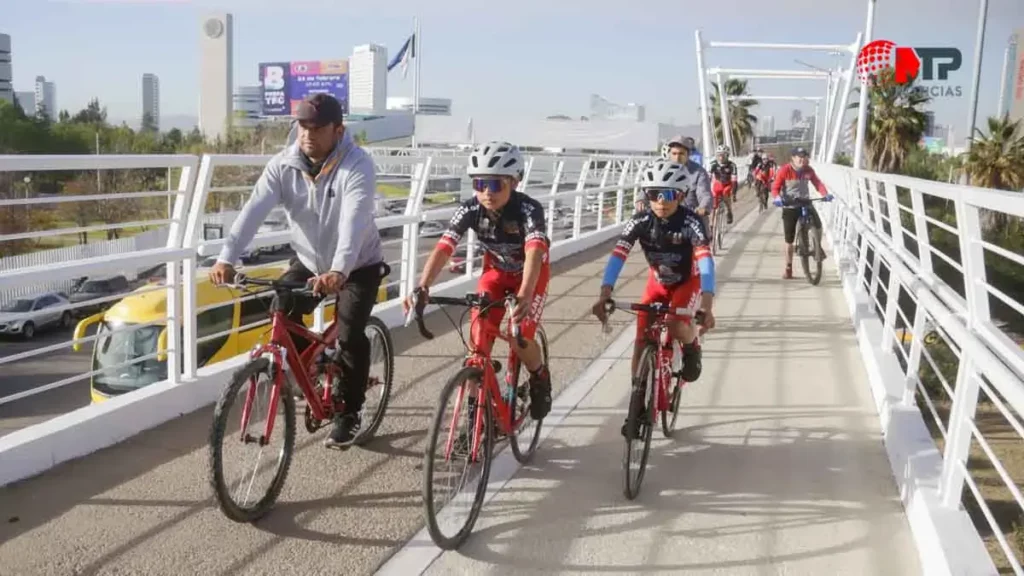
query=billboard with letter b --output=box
[259,59,349,117]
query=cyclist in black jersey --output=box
[708,145,737,225]
[593,159,717,438]
[406,140,553,421]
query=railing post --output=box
[399,158,431,300]
[595,158,612,231]
[180,154,217,380]
[163,160,199,385]
[939,195,991,509]
[902,308,929,405]
[547,160,565,241]
[866,179,884,308]
[909,188,934,275]
[572,156,592,239]
[615,158,631,224]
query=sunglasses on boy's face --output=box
[644,188,679,202]
[472,178,506,194]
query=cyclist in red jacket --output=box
[771,147,834,279]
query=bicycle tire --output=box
[509,326,548,464]
[209,356,296,523]
[623,344,656,500]
[807,228,823,286]
[353,316,396,445]
[422,366,494,550]
[661,376,683,438]
[797,222,812,282]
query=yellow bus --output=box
[73,265,390,403]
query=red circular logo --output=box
[856,39,896,83]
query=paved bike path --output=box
[0,202,757,576]
[387,208,922,575]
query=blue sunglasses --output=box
[472,178,505,194]
[644,188,680,202]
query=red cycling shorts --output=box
[471,259,551,355]
[636,268,702,341]
[711,181,734,198]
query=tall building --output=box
[386,96,451,115]
[199,13,233,139]
[923,111,936,137]
[589,94,645,122]
[15,91,34,115]
[0,34,12,105]
[142,73,160,130]
[232,85,261,128]
[350,44,388,113]
[34,75,56,120]
[760,115,776,137]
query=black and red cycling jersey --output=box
[611,207,713,287]
[709,159,738,184]
[438,191,550,274]
[754,160,777,182]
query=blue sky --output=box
[3,0,1022,143]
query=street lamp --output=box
[22,176,31,200]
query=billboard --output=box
[259,59,349,117]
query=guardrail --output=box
[0,147,653,487]
[816,163,1024,575]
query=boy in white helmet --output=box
[593,160,718,438]
[405,141,552,421]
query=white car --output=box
[0,291,73,340]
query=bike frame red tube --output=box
[444,311,526,463]
[244,307,340,442]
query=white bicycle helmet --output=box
[467,141,524,179]
[640,160,689,191]
[716,144,730,155]
[661,134,689,159]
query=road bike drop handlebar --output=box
[405,289,527,349]
[599,298,706,329]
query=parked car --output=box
[68,275,132,317]
[0,291,73,339]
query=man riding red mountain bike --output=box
[403,140,553,421]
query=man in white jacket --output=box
[209,93,387,449]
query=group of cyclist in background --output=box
[211,92,834,448]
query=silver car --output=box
[0,291,73,340]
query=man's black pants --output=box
[272,258,387,415]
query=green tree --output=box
[963,113,1024,191]
[709,79,759,153]
[850,67,930,173]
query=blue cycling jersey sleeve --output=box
[602,255,626,288]
[698,254,716,294]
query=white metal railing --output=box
[816,163,1024,574]
[0,148,649,418]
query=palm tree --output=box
[963,113,1024,191]
[846,67,930,173]
[710,79,758,153]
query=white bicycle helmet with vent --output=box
[716,144,730,155]
[640,160,690,191]
[467,141,524,179]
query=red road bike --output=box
[599,298,704,500]
[208,273,395,523]
[407,289,548,550]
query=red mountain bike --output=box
[407,289,548,550]
[599,298,704,500]
[208,273,395,523]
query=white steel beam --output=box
[706,41,857,53]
